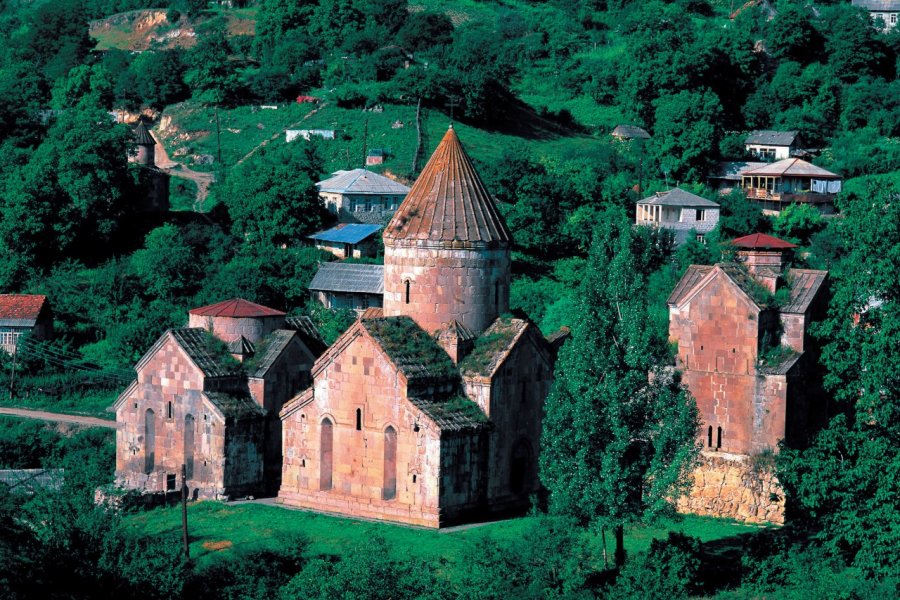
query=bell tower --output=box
[382,126,511,335]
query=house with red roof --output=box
[113,299,326,500]
[0,295,52,355]
[668,233,828,523]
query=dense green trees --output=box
[540,211,700,566]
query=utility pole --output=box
[8,341,18,400]
[361,117,368,168]
[214,105,224,184]
[446,95,460,124]
[181,463,190,558]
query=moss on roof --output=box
[459,318,526,377]
[362,316,457,382]
[409,394,488,431]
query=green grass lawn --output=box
[0,388,117,419]
[127,501,765,571]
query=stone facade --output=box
[382,242,510,335]
[676,452,785,524]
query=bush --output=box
[609,533,702,600]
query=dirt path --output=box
[0,407,116,429]
[235,102,328,166]
[153,140,216,210]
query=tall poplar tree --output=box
[540,209,700,566]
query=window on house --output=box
[404,280,411,304]
[892,13,897,24]
[696,234,706,244]
[356,408,362,431]
[166,473,177,490]
[320,418,333,491]
[716,426,723,449]
[696,209,706,221]
[383,426,397,501]
[167,401,173,420]
[707,426,713,448]
[144,409,156,474]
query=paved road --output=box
[0,407,116,429]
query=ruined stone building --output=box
[668,233,828,523]
[132,121,170,213]
[278,127,562,527]
[114,299,325,500]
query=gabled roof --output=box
[459,318,531,378]
[308,263,384,295]
[226,336,254,355]
[247,330,297,378]
[0,294,49,327]
[745,130,798,146]
[732,233,797,249]
[408,396,488,432]
[782,269,828,314]
[360,315,457,383]
[189,298,285,318]
[711,161,768,181]
[638,188,720,208]
[669,264,768,310]
[742,159,840,179]
[852,0,900,11]
[611,125,650,139]
[385,126,511,244]
[308,223,382,245]
[169,328,241,378]
[204,391,264,419]
[134,121,156,146]
[667,265,714,306]
[316,168,410,195]
[439,319,477,343]
[285,315,328,357]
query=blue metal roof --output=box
[308,223,382,244]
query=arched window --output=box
[144,409,156,474]
[510,440,532,494]
[320,418,333,491]
[404,279,411,304]
[716,427,723,449]
[184,414,195,479]
[707,426,713,448]
[383,426,397,501]
[356,408,362,431]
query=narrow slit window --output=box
[707,426,713,448]
[167,401,173,420]
[356,408,362,431]
[404,280,411,304]
[716,426,723,449]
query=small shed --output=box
[308,224,382,259]
[611,125,651,140]
[308,263,384,312]
[366,148,386,166]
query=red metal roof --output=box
[0,294,48,322]
[188,298,285,318]
[731,233,798,249]
[385,126,511,244]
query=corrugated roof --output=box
[0,294,48,326]
[732,233,797,249]
[285,316,327,357]
[409,396,488,432]
[611,125,651,139]
[248,330,296,377]
[385,126,511,244]
[782,269,828,314]
[189,298,285,318]
[134,121,156,146]
[316,169,410,195]
[308,223,382,244]
[308,263,384,294]
[170,328,241,378]
[852,0,900,10]
[362,316,457,383]
[743,159,840,179]
[667,265,714,306]
[638,188,720,208]
[745,130,798,146]
[204,391,264,419]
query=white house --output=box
[744,130,801,160]
[316,169,410,224]
[852,0,899,30]
[636,188,720,245]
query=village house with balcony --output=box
[635,188,720,244]
[307,224,382,259]
[316,169,410,224]
[741,158,842,214]
[744,130,802,160]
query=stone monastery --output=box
[115,127,564,527]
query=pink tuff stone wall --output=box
[187,314,285,344]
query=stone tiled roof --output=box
[743,159,840,179]
[134,121,156,146]
[227,336,254,355]
[285,315,327,357]
[248,330,296,378]
[638,188,720,208]
[0,294,49,327]
[732,233,797,249]
[717,264,772,307]
[361,316,458,383]
[385,126,511,244]
[611,124,650,139]
[459,318,529,378]
[438,319,477,342]
[189,298,285,318]
[409,396,488,432]
[757,351,803,375]
[308,263,384,295]
[170,328,241,378]
[744,130,798,146]
[782,269,828,314]
[317,169,411,195]
[667,265,714,306]
[204,391,264,419]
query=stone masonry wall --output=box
[677,452,785,524]
[383,241,510,335]
[187,314,285,344]
[279,330,447,527]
